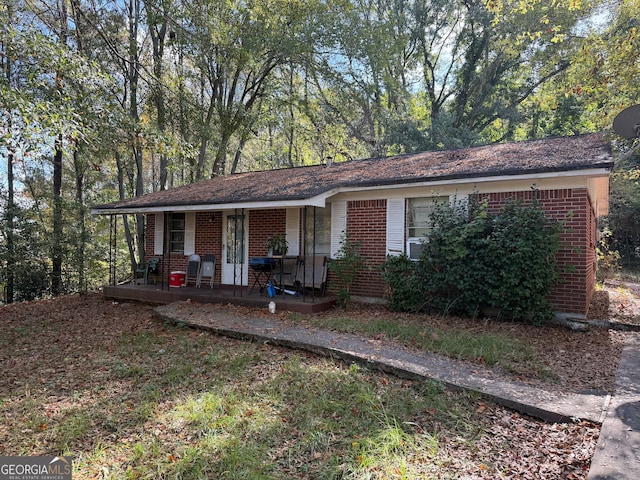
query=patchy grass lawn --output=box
[295,310,552,379]
[0,295,602,478]
[292,301,624,394]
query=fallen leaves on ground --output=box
[593,280,640,325]
[0,292,629,478]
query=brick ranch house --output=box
[92,132,613,318]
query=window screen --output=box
[170,213,185,254]
[406,196,449,239]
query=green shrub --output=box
[381,197,562,323]
[596,227,621,284]
[482,200,561,323]
[330,232,365,308]
[379,254,425,312]
[14,262,50,301]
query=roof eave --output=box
[330,165,613,196]
[91,164,612,215]
[90,192,334,215]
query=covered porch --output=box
[97,198,337,314]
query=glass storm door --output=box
[222,212,248,286]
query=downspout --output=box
[109,215,117,286]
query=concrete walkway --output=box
[155,302,639,479]
[588,333,640,479]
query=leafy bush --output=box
[596,227,621,284]
[482,200,561,322]
[381,198,562,323]
[14,262,50,301]
[330,232,365,308]
[379,254,425,312]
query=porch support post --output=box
[240,208,245,297]
[311,206,317,303]
[166,212,172,291]
[301,206,307,299]
[233,209,237,295]
[109,214,117,286]
[162,211,169,290]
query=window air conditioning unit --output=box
[406,239,425,260]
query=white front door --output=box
[222,212,248,286]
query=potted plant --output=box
[266,233,288,257]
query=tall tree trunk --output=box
[211,134,230,177]
[73,144,86,293]
[230,128,250,174]
[115,151,136,273]
[128,0,145,266]
[6,135,15,304]
[51,0,68,296]
[287,64,295,168]
[51,133,64,296]
[177,40,193,184]
[4,2,15,303]
[195,97,215,180]
[147,0,168,190]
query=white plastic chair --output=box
[197,254,216,288]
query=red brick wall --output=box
[193,212,223,285]
[478,189,596,316]
[339,199,388,298]
[142,188,597,315]
[248,209,287,258]
[145,214,155,259]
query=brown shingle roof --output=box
[93,133,613,213]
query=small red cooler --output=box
[169,271,186,287]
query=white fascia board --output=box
[330,168,612,197]
[91,194,330,216]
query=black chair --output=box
[184,254,201,286]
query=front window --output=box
[406,196,448,259]
[170,213,185,253]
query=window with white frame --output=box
[170,213,186,253]
[405,196,449,259]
